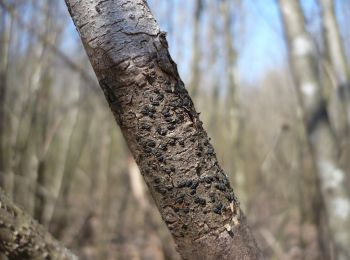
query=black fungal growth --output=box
[213,202,223,214]
[194,197,206,206]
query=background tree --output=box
[0,0,349,259]
[319,0,350,157]
[278,0,350,258]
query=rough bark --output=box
[278,0,350,259]
[0,188,77,259]
[64,0,262,259]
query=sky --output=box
[238,0,287,84]
[147,0,289,85]
[59,0,348,87]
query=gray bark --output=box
[188,0,203,99]
[64,0,262,259]
[319,0,350,146]
[0,3,12,195]
[0,17,7,189]
[320,0,350,93]
[0,188,77,259]
[278,0,350,259]
[221,0,246,207]
[33,0,56,226]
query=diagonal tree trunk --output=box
[278,0,350,259]
[64,0,262,259]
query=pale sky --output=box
[59,0,349,87]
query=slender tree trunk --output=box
[0,8,7,188]
[0,188,77,259]
[33,0,56,225]
[189,0,203,99]
[319,0,350,94]
[12,4,51,214]
[64,1,262,259]
[319,0,350,149]
[49,88,80,233]
[221,0,246,208]
[278,0,350,259]
[206,0,219,136]
[0,4,13,194]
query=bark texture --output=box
[0,188,77,259]
[64,0,262,259]
[279,0,350,259]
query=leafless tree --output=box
[278,0,350,259]
[189,0,203,100]
[319,0,350,149]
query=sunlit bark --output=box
[64,0,262,259]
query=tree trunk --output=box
[0,3,13,195]
[33,0,57,226]
[188,0,203,99]
[319,0,350,149]
[319,0,350,95]
[221,0,246,208]
[0,8,6,188]
[0,188,77,259]
[64,1,262,259]
[278,0,350,259]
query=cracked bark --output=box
[0,188,77,259]
[64,0,262,259]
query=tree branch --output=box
[0,188,77,259]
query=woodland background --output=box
[0,0,350,259]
